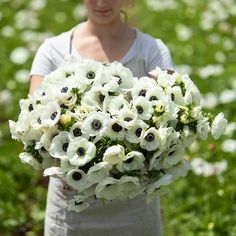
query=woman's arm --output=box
[29,75,44,95]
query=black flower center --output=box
[60,104,68,109]
[135,128,142,137]
[124,157,133,164]
[65,72,73,77]
[28,104,33,112]
[91,119,102,130]
[139,89,146,97]
[72,172,82,181]
[136,105,144,114]
[51,112,58,120]
[77,147,85,156]
[145,133,155,142]
[75,201,83,205]
[112,123,122,132]
[38,117,42,124]
[150,96,158,101]
[61,87,69,93]
[124,117,132,122]
[99,93,105,102]
[73,128,82,137]
[42,92,46,96]
[62,142,69,152]
[86,71,95,79]
[171,93,175,101]
[169,150,175,156]
[114,75,122,85]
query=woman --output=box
[29,0,174,235]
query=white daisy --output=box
[67,137,96,166]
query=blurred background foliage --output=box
[0,0,235,235]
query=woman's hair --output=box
[121,0,135,23]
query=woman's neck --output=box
[83,18,129,39]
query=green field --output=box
[0,0,235,235]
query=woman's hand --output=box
[29,75,44,95]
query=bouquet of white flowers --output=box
[9,59,227,212]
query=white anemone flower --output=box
[146,174,173,195]
[211,112,228,139]
[65,168,92,191]
[81,85,110,111]
[19,98,37,113]
[87,162,112,184]
[197,118,210,140]
[19,152,42,170]
[145,86,166,103]
[150,69,176,89]
[131,76,157,98]
[70,122,89,139]
[81,111,110,140]
[167,85,186,105]
[67,138,96,166]
[30,107,44,130]
[35,125,59,150]
[76,60,104,84]
[140,127,161,151]
[126,119,149,143]
[68,195,90,213]
[157,127,174,151]
[95,177,121,200]
[165,159,191,179]
[106,61,135,90]
[15,111,32,133]
[118,108,138,129]
[107,95,130,115]
[117,151,145,172]
[49,131,72,161]
[105,118,126,141]
[119,176,143,200]
[20,128,43,149]
[132,96,152,120]
[103,145,125,165]
[43,166,65,177]
[40,101,61,127]
[162,146,185,168]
